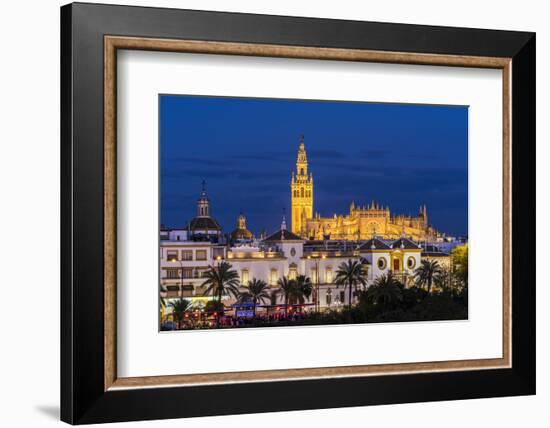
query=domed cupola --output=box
[188,181,222,241]
[230,212,254,242]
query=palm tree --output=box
[367,273,403,306]
[277,276,297,317]
[201,261,240,302]
[414,259,443,293]
[168,298,192,329]
[435,267,454,295]
[242,278,270,317]
[292,275,313,309]
[335,259,368,308]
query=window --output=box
[195,268,208,278]
[196,250,207,261]
[325,267,333,284]
[290,247,296,257]
[340,290,345,303]
[300,188,304,197]
[213,247,225,260]
[181,268,194,278]
[377,257,387,270]
[166,268,179,279]
[181,250,193,261]
[393,258,400,271]
[270,269,278,286]
[288,266,297,280]
[407,256,416,269]
[167,250,178,261]
[326,290,332,305]
[241,269,249,285]
[311,268,318,284]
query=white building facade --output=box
[160,213,423,313]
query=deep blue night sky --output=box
[160,95,468,237]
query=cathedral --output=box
[290,136,440,241]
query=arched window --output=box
[325,267,333,283]
[301,188,304,197]
[270,269,278,286]
[241,269,249,285]
[300,168,304,175]
[288,264,297,280]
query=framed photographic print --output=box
[61,2,535,424]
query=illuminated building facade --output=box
[161,212,424,311]
[290,138,440,241]
[290,134,314,236]
[160,141,456,315]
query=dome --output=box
[189,217,221,231]
[187,181,222,235]
[231,228,254,241]
[230,213,254,241]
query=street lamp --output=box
[215,255,223,327]
[171,257,184,298]
[308,254,326,312]
[319,254,326,312]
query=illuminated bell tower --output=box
[197,180,210,217]
[291,134,313,236]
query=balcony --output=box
[227,251,284,259]
[161,284,209,298]
[390,271,414,287]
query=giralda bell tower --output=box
[291,134,313,236]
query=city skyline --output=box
[160,95,468,237]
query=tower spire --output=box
[296,134,308,176]
[197,181,210,217]
[237,211,246,229]
[423,204,428,224]
[291,135,313,235]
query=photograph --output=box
[159,95,469,330]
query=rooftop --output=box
[390,237,422,250]
[357,238,392,251]
[263,229,303,242]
